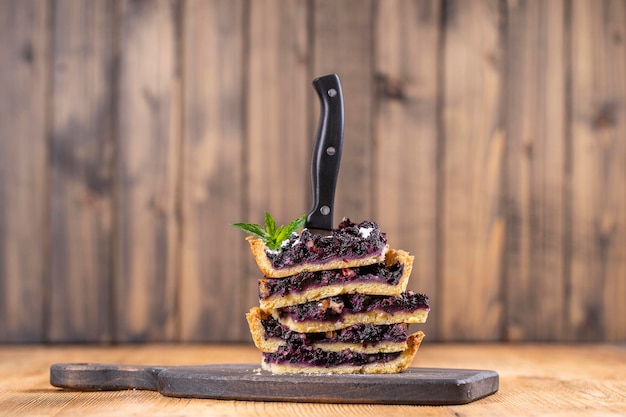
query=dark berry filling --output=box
[259,261,404,300]
[262,316,408,346]
[276,291,429,323]
[263,344,403,367]
[265,219,387,269]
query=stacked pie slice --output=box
[244,218,430,374]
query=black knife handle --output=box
[306,74,344,230]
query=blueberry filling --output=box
[263,344,403,367]
[265,219,387,269]
[262,317,408,345]
[259,262,404,300]
[277,291,429,322]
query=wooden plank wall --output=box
[0,0,624,343]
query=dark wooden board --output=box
[50,363,498,405]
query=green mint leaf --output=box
[232,213,306,251]
[232,222,268,241]
[264,212,276,237]
[276,214,306,243]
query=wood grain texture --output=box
[569,0,626,341]
[440,0,505,341]
[1,0,626,343]
[373,0,441,340]
[312,0,375,221]
[48,0,115,342]
[2,344,626,416]
[114,0,181,342]
[0,0,49,342]
[180,0,247,342]
[247,0,309,223]
[503,0,566,341]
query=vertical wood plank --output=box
[115,0,181,342]
[440,0,505,341]
[373,0,441,340]
[503,0,566,341]
[48,0,115,342]
[247,0,309,226]
[0,0,49,342]
[312,0,375,222]
[569,0,626,341]
[180,0,247,342]
[599,0,626,343]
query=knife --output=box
[305,74,344,234]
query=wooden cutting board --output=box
[50,363,498,405]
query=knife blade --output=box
[305,74,344,234]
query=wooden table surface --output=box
[1,343,625,416]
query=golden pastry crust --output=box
[258,249,414,309]
[246,307,273,350]
[246,306,409,354]
[247,236,389,279]
[261,331,425,374]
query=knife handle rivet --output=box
[326,146,336,156]
[320,206,331,215]
[328,88,337,98]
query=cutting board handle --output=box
[50,363,165,391]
